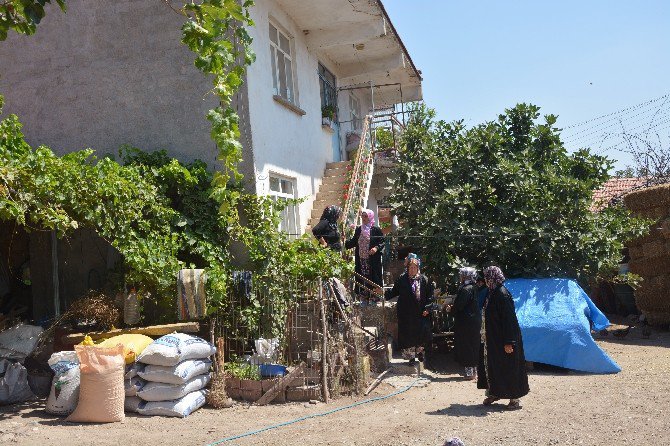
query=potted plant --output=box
[321,104,336,127]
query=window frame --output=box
[318,62,337,111]
[269,21,297,104]
[268,174,299,238]
[349,94,362,130]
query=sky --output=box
[383,0,670,171]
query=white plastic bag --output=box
[0,324,43,362]
[137,333,215,367]
[137,389,207,417]
[138,359,211,384]
[0,361,35,405]
[137,373,210,402]
[45,351,80,415]
[254,338,279,364]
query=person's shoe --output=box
[506,400,522,410]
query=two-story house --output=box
[0,0,422,236]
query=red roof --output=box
[592,177,646,211]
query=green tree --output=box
[0,0,66,40]
[390,104,649,284]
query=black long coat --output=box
[387,272,435,350]
[311,218,341,251]
[452,283,481,367]
[477,285,530,399]
[345,225,384,287]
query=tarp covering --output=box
[504,278,620,374]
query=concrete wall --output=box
[0,0,222,167]
[246,0,370,232]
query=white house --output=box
[0,0,422,235]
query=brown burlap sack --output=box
[66,345,125,423]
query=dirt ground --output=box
[1,324,669,446]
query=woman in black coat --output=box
[386,254,435,364]
[448,267,481,380]
[311,205,342,251]
[344,209,384,298]
[477,266,529,410]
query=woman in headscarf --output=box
[447,267,481,380]
[386,254,435,364]
[477,266,529,410]
[344,209,384,299]
[311,205,342,251]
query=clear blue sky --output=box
[383,0,670,171]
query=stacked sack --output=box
[132,333,215,417]
[624,183,670,326]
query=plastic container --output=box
[259,364,287,378]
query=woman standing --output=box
[311,205,342,251]
[448,267,481,380]
[477,266,529,410]
[386,254,435,364]
[344,209,384,298]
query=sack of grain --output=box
[137,389,207,418]
[137,373,211,402]
[137,333,215,367]
[124,395,142,413]
[125,376,146,397]
[138,359,211,385]
[45,351,80,415]
[66,345,125,423]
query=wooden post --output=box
[318,278,330,404]
[255,362,305,406]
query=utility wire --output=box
[562,93,669,131]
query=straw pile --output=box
[624,184,670,326]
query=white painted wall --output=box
[246,0,372,233]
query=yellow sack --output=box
[97,334,154,364]
[79,335,95,346]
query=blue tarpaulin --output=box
[504,278,620,374]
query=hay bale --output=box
[628,245,645,260]
[643,311,670,327]
[624,183,670,212]
[660,219,670,240]
[633,205,669,220]
[635,283,670,313]
[628,227,661,249]
[643,240,666,258]
[628,255,670,278]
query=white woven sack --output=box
[137,389,207,418]
[138,359,211,384]
[136,333,215,366]
[137,373,210,402]
[124,376,145,397]
[45,351,80,415]
[124,396,142,413]
[125,363,145,379]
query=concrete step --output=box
[323,169,348,182]
[314,190,344,204]
[320,174,348,186]
[326,161,350,169]
[318,182,347,194]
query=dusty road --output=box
[1,326,669,446]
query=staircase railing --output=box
[340,115,374,238]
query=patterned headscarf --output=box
[405,253,421,300]
[483,266,506,290]
[459,267,477,285]
[358,209,375,259]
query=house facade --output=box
[0,0,421,235]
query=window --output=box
[269,22,295,103]
[349,94,362,130]
[318,62,337,110]
[269,175,299,238]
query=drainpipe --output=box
[51,230,60,317]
